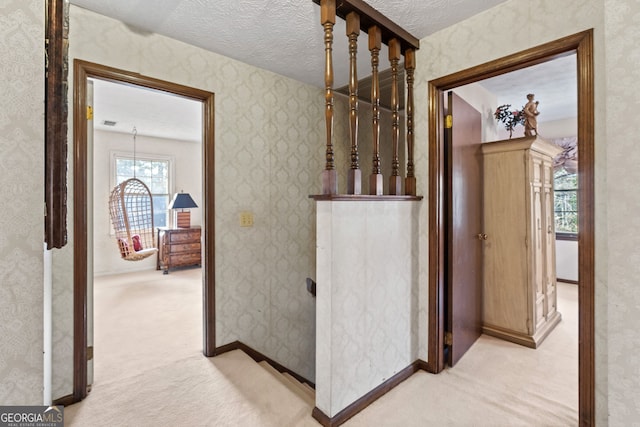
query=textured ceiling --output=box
[74,0,575,140]
[69,0,510,88]
[478,54,577,122]
[91,78,202,142]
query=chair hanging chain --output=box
[132,126,137,179]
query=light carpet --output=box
[346,282,578,426]
[65,269,578,426]
[91,268,203,385]
[66,349,319,427]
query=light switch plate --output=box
[239,211,254,227]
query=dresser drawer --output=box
[169,230,200,243]
[168,253,201,267]
[167,242,201,254]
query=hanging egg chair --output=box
[109,177,158,261]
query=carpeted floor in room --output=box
[64,268,578,426]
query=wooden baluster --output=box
[388,38,402,195]
[321,0,338,194]
[346,12,361,195]
[404,48,416,196]
[369,25,383,195]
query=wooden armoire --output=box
[481,136,563,348]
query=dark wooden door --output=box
[445,91,483,367]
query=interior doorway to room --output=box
[427,30,595,425]
[442,53,579,366]
[71,60,216,403]
[88,76,203,388]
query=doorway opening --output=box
[427,30,594,425]
[89,76,203,389]
[71,60,216,402]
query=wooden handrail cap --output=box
[405,48,416,69]
[346,11,360,35]
[321,0,336,24]
[389,38,401,60]
[368,25,382,51]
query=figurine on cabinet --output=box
[523,93,540,136]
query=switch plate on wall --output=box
[239,211,254,227]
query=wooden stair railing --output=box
[389,38,402,195]
[369,25,383,195]
[404,48,417,196]
[346,12,361,195]
[321,0,338,195]
[316,0,420,196]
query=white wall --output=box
[497,114,578,141]
[556,239,578,282]
[539,117,579,140]
[93,130,201,276]
[453,84,500,142]
[0,0,45,405]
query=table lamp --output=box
[168,192,198,228]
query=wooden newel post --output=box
[388,38,402,195]
[369,25,383,195]
[404,48,416,196]
[346,12,361,195]
[321,0,338,194]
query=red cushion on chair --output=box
[132,234,143,251]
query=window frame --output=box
[553,168,578,239]
[555,231,578,241]
[110,151,174,231]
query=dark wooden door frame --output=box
[72,60,216,402]
[427,30,595,425]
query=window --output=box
[554,168,577,237]
[113,154,171,228]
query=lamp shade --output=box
[168,192,198,210]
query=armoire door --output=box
[542,158,558,319]
[531,155,546,331]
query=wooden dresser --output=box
[157,227,201,274]
[481,136,562,348]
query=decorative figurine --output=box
[523,93,539,136]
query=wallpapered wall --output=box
[0,0,45,404]
[53,4,411,396]
[603,0,640,423]
[5,0,634,422]
[52,5,326,396]
[413,0,640,423]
